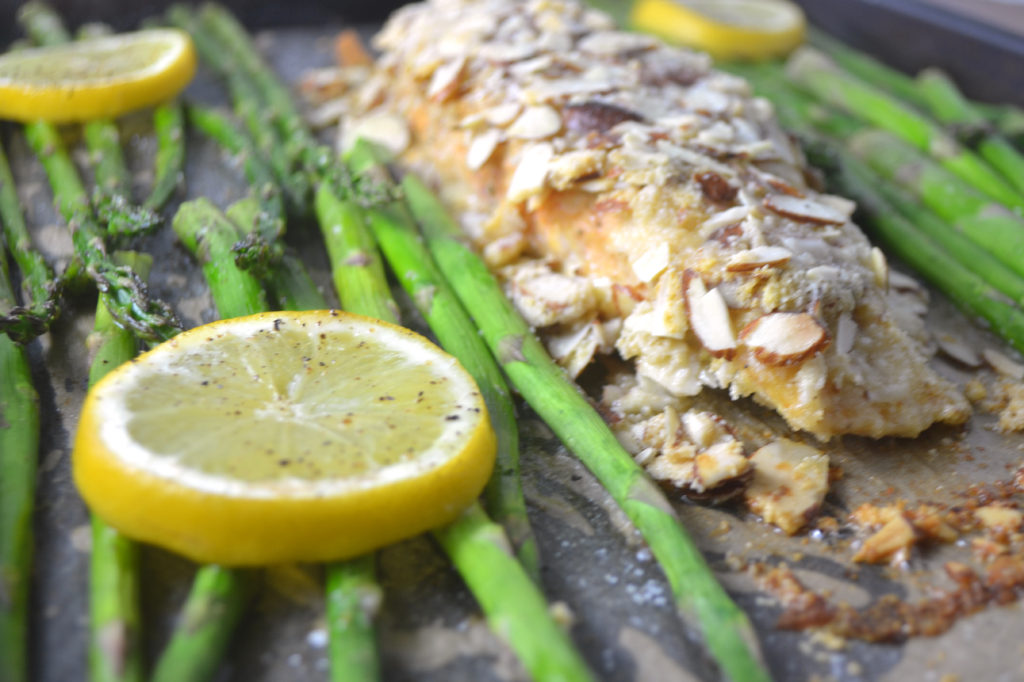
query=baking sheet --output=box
[5,6,1024,682]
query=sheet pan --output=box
[4,2,1024,680]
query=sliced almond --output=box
[577,30,656,57]
[466,129,503,171]
[982,348,1024,380]
[835,312,857,355]
[869,247,889,289]
[745,439,829,535]
[853,514,919,564]
[427,57,465,102]
[484,102,523,127]
[694,441,750,492]
[936,333,982,368]
[684,271,736,358]
[725,246,792,272]
[763,194,847,225]
[340,113,410,156]
[478,42,537,63]
[739,312,829,365]
[506,143,553,203]
[507,105,562,140]
[631,243,670,284]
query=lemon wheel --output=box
[0,28,196,122]
[73,311,496,565]
[630,0,806,60]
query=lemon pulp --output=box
[73,311,496,565]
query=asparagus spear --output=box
[186,104,285,252]
[85,252,161,682]
[786,47,1024,212]
[223,195,384,682]
[734,62,1024,307]
[87,402,144,682]
[346,139,541,578]
[19,2,161,242]
[916,68,1024,196]
[828,153,1024,354]
[0,185,41,682]
[152,198,280,682]
[327,143,591,682]
[847,129,1024,279]
[0,134,60,342]
[805,27,926,108]
[23,118,180,342]
[144,101,187,211]
[151,565,252,682]
[403,175,769,682]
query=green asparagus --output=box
[144,101,187,211]
[404,175,770,682]
[848,129,1024,279]
[0,193,41,682]
[19,2,161,242]
[917,68,1024,196]
[23,119,180,342]
[0,134,60,342]
[786,47,1024,212]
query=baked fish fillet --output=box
[348,0,969,441]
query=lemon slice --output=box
[630,0,806,60]
[72,311,496,565]
[0,28,196,123]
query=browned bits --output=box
[563,101,644,135]
[694,170,738,203]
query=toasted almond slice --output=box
[725,245,792,272]
[739,312,829,365]
[631,243,670,283]
[341,112,410,156]
[853,514,919,564]
[975,505,1023,532]
[466,129,503,171]
[763,194,846,225]
[684,271,736,358]
[982,348,1024,380]
[507,105,562,140]
[936,334,982,368]
[507,143,553,202]
[484,102,522,126]
[835,312,856,355]
[427,56,465,101]
[745,439,829,535]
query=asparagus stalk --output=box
[153,198,278,682]
[223,198,327,311]
[916,68,1024,195]
[329,144,590,682]
[172,199,268,317]
[19,2,161,242]
[847,129,1024,279]
[166,5,310,214]
[223,195,384,682]
[346,139,541,578]
[805,27,926,108]
[735,62,1024,307]
[314,185,399,325]
[403,175,769,682]
[786,47,1024,212]
[323,557,382,682]
[151,566,252,682]
[186,104,285,252]
[0,202,41,682]
[828,153,1024,354]
[144,101,187,211]
[85,252,159,682]
[0,134,60,342]
[197,3,325,186]
[23,121,180,342]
